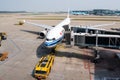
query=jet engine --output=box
[39,30,47,39]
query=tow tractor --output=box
[34,54,55,79]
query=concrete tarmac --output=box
[0,13,120,80]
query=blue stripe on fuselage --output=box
[44,35,64,47]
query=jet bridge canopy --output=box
[74,33,120,49]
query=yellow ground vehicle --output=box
[0,52,8,61]
[34,54,55,79]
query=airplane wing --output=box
[24,20,53,30]
[91,22,116,28]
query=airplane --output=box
[23,14,117,49]
[23,13,70,49]
[23,12,118,62]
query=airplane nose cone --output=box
[44,41,52,47]
[44,41,56,48]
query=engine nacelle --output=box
[39,30,47,39]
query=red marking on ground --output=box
[83,49,92,80]
[84,60,89,69]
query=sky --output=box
[0,0,120,12]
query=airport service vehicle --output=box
[0,52,8,61]
[24,13,70,48]
[0,32,7,40]
[18,21,24,25]
[0,32,7,46]
[34,54,55,79]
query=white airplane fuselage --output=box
[24,15,70,48]
[44,26,65,48]
[44,17,70,48]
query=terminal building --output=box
[92,9,114,16]
[70,10,89,15]
[70,9,120,16]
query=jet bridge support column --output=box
[92,30,101,63]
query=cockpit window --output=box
[46,38,51,41]
[46,38,55,41]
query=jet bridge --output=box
[74,33,120,49]
[63,25,71,45]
